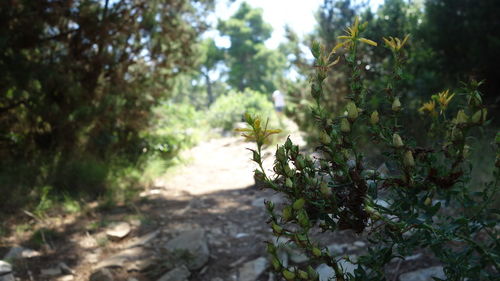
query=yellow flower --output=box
[419,100,437,116]
[335,16,377,50]
[235,114,281,144]
[432,89,455,113]
[383,34,410,52]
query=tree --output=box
[0,0,213,196]
[199,38,224,107]
[423,0,500,112]
[217,2,286,94]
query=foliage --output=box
[218,2,287,94]
[243,17,499,280]
[0,0,213,211]
[208,89,277,131]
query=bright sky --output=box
[206,0,385,49]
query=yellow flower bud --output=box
[320,181,331,196]
[455,109,468,124]
[292,198,306,210]
[463,145,470,158]
[283,269,296,280]
[282,205,293,221]
[298,270,309,280]
[370,111,380,125]
[403,150,415,168]
[312,247,322,257]
[320,131,331,144]
[297,209,310,228]
[424,197,432,206]
[392,97,402,112]
[471,108,487,124]
[346,101,359,121]
[272,223,283,234]
[392,133,404,148]
[340,118,351,133]
[272,257,281,271]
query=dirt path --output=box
[1,121,312,281]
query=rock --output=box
[89,268,114,281]
[316,264,335,281]
[125,230,159,248]
[238,257,269,281]
[211,278,223,281]
[0,273,15,281]
[327,243,349,255]
[157,266,191,281]
[40,266,62,277]
[57,275,74,281]
[399,266,445,281]
[106,222,131,240]
[316,257,356,281]
[3,247,41,259]
[164,229,209,270]
[276,249,289,268]
[353,241,366,248]
[94,247,149,269]
[288,249,308,264]
[0,261,12,274]
[58,262,75,275]
[251,194,285,207]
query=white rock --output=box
[89,268,114,281]
[56,275,74,281]
[399,266,445,281]
[164,229,209,270]
[316,257,357,281]
[125,230,159,248]
[288,249,308,264]
[106,222,131,240]
[157,266,190,281]
[4,247,41,260]
[353,241,366,248]
[41,267,62,277]
[316,264,335,281]
[238,257,269,281]
[0,261,12,274]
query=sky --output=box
[206,0,386,49]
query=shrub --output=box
[242,17,499,280]
[208,88,277,131]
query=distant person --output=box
[272,90,285,114]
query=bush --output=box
[208,88,277,131]
[242,17,499,280]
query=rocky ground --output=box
[0,122,446,281]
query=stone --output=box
[238,257,269,281]
[95,247,149,269]
[40,266,62,277]
[0,273,15,281]
[89,268,114,281]
[164,229,209,270]
[156,266,190,281]
[288,249,308,264]
[56,275,74,281]
[58,262,74,275]
[251,194,284,207]
[316,264,335,281]
[0,261,12,274]
[124,230,159,248]
[353,241,366,248]
[3,247,41,259]
[316,257,356,281]
[399,266,445,281]
[106,222,131,240]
